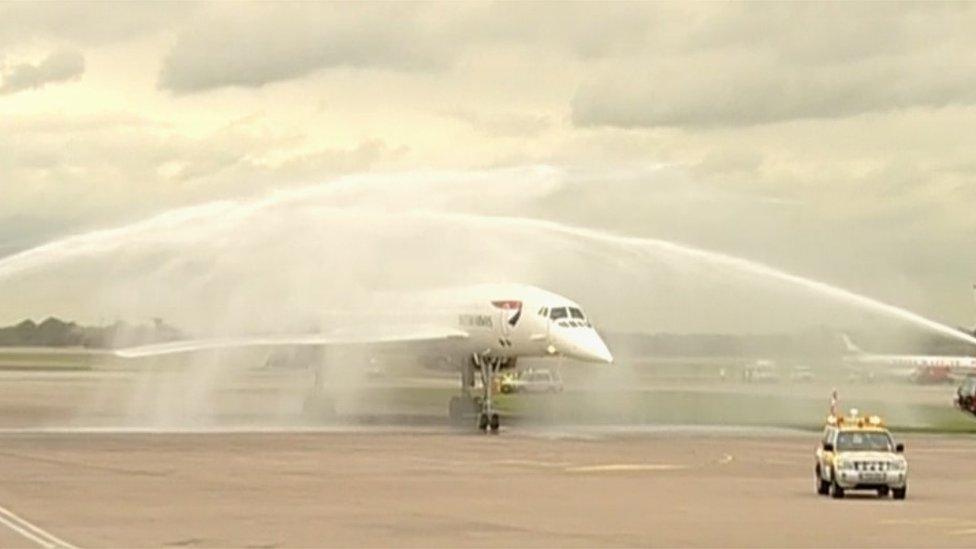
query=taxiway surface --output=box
[2,429,976,547]
[0,366,975,547]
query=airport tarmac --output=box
[2,429,976,547]
[1,366,976,547]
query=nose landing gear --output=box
[479,412,499,432]
[449,353,503,432]
[474,353,503,433]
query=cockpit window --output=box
[550,307,568,320]
[569,307,585,320]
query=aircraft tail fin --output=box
[841,333,863,354]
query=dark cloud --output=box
[572,54,976,128]
[0,49,84,95]
[156,3,671,94]
[700,4,976,65]
[466,2,660,59]
[572,4,976,128]
[0,3,195,47]
[159,4,453,93]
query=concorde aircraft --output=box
[106,283,613,432]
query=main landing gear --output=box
[448,353,502,433]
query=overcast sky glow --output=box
[1,2,975,329]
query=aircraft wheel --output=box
[489,413,500,432]
[478,413,489,431]
[893,487,907,500]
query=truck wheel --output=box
[877,486,890,497]
[815,467,829,495]
[893,487,907,500]
[830,473,845,499]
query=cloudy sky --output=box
[1,2,975,329]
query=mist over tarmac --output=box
[0,166,973,431]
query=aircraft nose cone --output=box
[587,336,614,364]
[553,328,614,364]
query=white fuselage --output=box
[408,283,613,365]
[109,283,614,367]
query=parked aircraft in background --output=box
[842,333,976,384]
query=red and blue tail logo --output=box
[492,300,523,327]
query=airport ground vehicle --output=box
[789,365,815,382]
[499,368,563,394]
[742,360,780,383]
[954,376,976,416]
[814,411,908,499]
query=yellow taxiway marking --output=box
[881,518,976,537]
[494,459,570,468]
[881,518,956,526]
[565,463,687,473]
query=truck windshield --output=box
[836,431,893,452]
